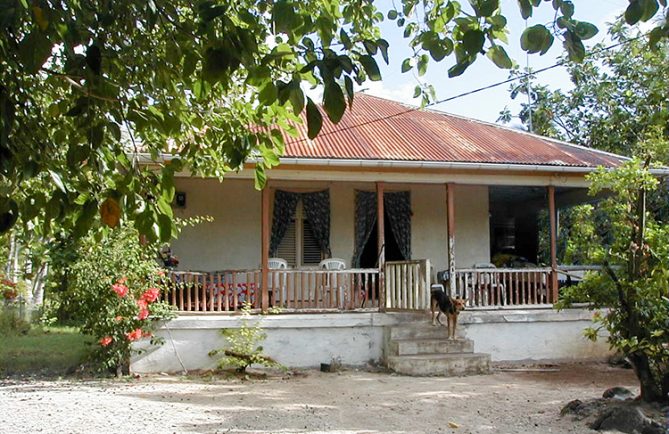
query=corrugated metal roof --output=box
[282,93,624,168]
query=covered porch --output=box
[163,178,592,313]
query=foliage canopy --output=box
[2,0,666,241]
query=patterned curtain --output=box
[269,190,300,256]
[352,191,378,267]
[301,190,331,257]
[384,191,412,260]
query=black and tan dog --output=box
[430,289,466,339]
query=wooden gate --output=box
[384,259,431,310]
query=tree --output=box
[499,21,669,156]
[1,0,665,243]
[557,135,669,403]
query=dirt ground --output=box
[0,362,656,434]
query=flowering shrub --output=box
[1,277,17,301]
[67,226,176,376]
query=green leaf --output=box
[448,60,471,77]
[323,81,346,123]
[254,165,267,190]
[359,55,381,81]
[344,76,354,107]
[401,58,412,73]
[462,29,485,55]
[560,1,574,18]
[387,10,398,20]
[625,0,643,24]
[574,21,598,40]
[49,170,67,193]
[518,0,533,19]
[487,45,513,69]
[157,213,173,242]
[305,97,323,139]
[377,39,390,64]
[0,197,18,234]
[413,85,421,98]
[639,0,659,21]
[416,54,429,76]
[564,30,585,62]
[258,81,278,105]
[520,24,554,55]
[18,30,52,74]
[288,85,304,115]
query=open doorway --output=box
[359,211,404,269]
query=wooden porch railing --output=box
[164,268,379,312]
[384,259,431,310]
[452,268,553,308]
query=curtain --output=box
[269,190,300,256]
[384,191,411,260]
[352,191,378,268]
[301,190,331,257]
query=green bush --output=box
[64,226,176,376]
[209,303,285,373]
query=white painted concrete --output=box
[459,308,611,361]
[131,309,611,373]
[454,185,491,267]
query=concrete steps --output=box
[385,322,491,377]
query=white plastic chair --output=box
[319,258,347,308]
[268,258,288,305]
[472,263,506,305]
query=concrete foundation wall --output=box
[131,309,611,373]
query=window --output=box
[276,202,322,267]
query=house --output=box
[131,94,651,374]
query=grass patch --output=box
[0,325,92,377]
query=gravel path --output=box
[0,363,639,433]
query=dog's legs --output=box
[452,314,458,339]
[447,314,454,339]
[430,299,437,326]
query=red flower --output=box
[117,276,128,284]
[137,308,149,320]
[111,283,129,297]
[99,336,113,347]
[156,270,165,277]
[115,315,123,322]
[136,299,148,310]
[125,328,143,341]
[141,287,160,303]
[142,331,152,338]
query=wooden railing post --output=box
[261,186,270,312]
[447,183,456,295]
[548,186,559,303]
[377,182,386,311]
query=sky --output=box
[352,0,635,128]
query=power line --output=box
[290,33,647,143]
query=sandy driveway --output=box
[0,363,639,434]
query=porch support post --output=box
[447,183,456,295]
[261,185,270,312]
[376,182,385,310]
[548,185,559,303]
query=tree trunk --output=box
[629,352,667,403]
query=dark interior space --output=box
[359,210,404,269]
[488,186,590,267]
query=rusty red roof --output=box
[282,93,624,168]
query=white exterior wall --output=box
[172,178,261,271]
[453,185,490,267]
[171,179,452,271]
[130,309,611,373]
